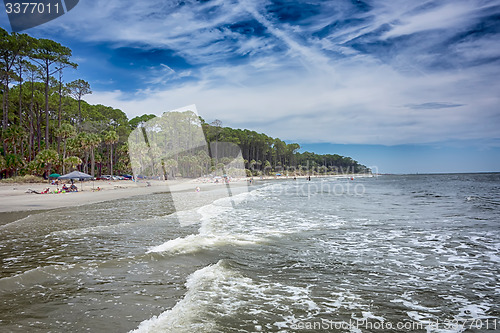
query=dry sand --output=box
[0,179,228,213]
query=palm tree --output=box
[103,130,118,176]
[164,159,178,180]
[115,142,129,175]
[34,149,58,178]
[87,133,101,177]
[210,119,222,164]
[55,123,76,172]
[64,156,82,172]
[78,133,91,174]
[0,154,7,177]
[5,154,24,177]
[263,160,271,176]
[3,125,26,155]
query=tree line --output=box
[200,118,370,176]
[0,28,129,179]
[0,29,369,180]
[127,111,369,179]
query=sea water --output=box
[0,174,499,332]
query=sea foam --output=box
[130,259,320,333]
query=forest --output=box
[0,28,369,180]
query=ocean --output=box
[0,174,499,332]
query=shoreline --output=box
[0,179,206,214]
[0,174,372,216]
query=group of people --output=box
[41,184,78,194]
[50,184,78,194]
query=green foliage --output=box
[67,79,91,100]
[4,153,24,177]
[26,159,44,175]
[64,156,82,171]
[129,114,156,129]
[201,122,369,174]
[104,130,119,145]
[34,149,59,175]
[0,174,44,183]
[0,154,6,170]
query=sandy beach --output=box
[0,173,369,216]
[0,178,237,215]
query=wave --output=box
[147,234,260,255]
[129,260,243,333]
[149,189,262,255]
[0,262,77,293]
[130,259,320,333]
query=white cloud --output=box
[382,3,475,39]
[86,53,500,146]
[38,0,500,147]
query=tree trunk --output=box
[36,104,42,151]
[62,141,67,174]
[110,145,114,176]
[17,65,22,125]
[18,70,25,158]
[2,80,9,153]
[90,148,95,177]
[45,65,50,149]
[84,153,89,174]
[57,72,62,154]
[29,74,35,161]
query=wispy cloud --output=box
[30,0,500,147]
[405,102,465,110]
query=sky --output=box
[1,0,500,173]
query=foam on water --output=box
[147,187,341,255]
[147,234,259,255]
[148,189,264,255]
[130,259,320,332]
[130,261,232,333]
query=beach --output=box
[0,178,248,216]
[0,174,365,215]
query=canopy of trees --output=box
[128,111,369,179]
[0,28,130,178]
[200,118,370,176]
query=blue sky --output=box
[1,0,500,173]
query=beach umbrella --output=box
[59,171,92,180]
[59,171,93,190]
[49,173,61,178]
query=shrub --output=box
[0,175,45,183]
